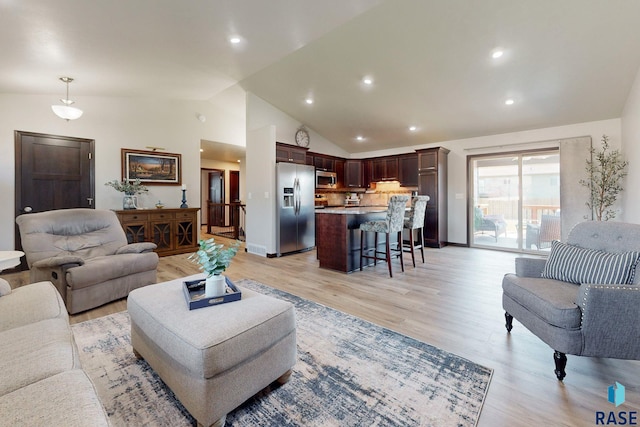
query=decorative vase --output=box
[205,275,226,297]
[123,193,137,210]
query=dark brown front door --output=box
[14,131,95,251]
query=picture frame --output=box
[121,148,182,185]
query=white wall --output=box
[0,93,245,250]
[245,125,276,256]
[621,66,640,224]
[246,93,349,158]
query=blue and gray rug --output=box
[72,279,492,426]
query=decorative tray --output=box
[182,277,241,310]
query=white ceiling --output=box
[2,0,640,155]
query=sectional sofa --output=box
[0,279,110,426]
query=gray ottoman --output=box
[127,274,296,427]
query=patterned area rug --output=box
[71,279,492,426]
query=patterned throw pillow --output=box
[541,240,640,285]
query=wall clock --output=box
[295,127,310,148]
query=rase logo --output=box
[609,382,626,407]
[596,382,637,425]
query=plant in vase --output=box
[188,238,240,297]
[105,179,149,210]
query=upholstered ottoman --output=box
[127,274,296,427]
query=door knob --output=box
[23,206,33,213]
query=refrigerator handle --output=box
[294,178,300,214]
[297,178,301,214]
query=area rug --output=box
[71,279,492,426]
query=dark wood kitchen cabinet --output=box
[417,147,449,248]
[276,142,308,164]
[313,155,335,172]
[371,156,399,181]
[344,160,363,188]
[398,153,418,187]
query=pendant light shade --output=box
[52,77,83,121]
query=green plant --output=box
[188,238,240,277]
[579,135,628,221]
[105,179,148,195]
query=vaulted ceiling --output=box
[2,0,640,155]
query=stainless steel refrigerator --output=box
[276,163,315,256]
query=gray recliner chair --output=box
[16,208,159,314]
[502,221,640,380]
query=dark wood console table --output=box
[115,208,200,256]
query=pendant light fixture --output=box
[51,77,83,121]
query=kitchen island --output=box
[315,206,398,273]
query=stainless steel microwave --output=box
[316,170,337,189]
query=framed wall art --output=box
[121,148,182,185]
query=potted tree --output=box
[188,238,240,297]
[579,135,628,221]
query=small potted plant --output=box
[188,238,240,297]
[105,179,149,210]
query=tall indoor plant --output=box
[189,238,240,297]
[579,135,628,221]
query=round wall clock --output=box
[295,127,310,148]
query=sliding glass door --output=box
[469,149,560,252]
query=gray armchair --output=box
[502,221,640,380]
[16,209,159,314]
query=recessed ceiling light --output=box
[492,49,504,59]
[362,77,373,85]
[409,126,417,132]
[505,99,514,105]
[199,148,204,152]
[305,98,314,105]
[229,36,242,44]
[356,136,364,141]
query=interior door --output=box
[208,171,224,226]
[14,130,95,257]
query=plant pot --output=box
[123,194,137,210]
[205,275,226,297]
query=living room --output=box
[2,1,640,426]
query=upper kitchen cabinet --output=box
[398,153,418,187]
[371,156,399,181]
[276,142,308,164]
[343,160,363,188]
[313,154,336,172]
[335,159,345,188]
[417,147,450,248]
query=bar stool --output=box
[403,196,429,267]
[359,195,410,277]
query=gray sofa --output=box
[0,279,110,426]
[16,209,159,314]
[502,221,640,380]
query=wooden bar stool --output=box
[359,195,410,277]
[403,196,429,267]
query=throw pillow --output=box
[541,240,640,285]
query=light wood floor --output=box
[4,236,638,426]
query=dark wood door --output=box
[14,131,95,261]
[208,171,224,226]
[229,170,240,202]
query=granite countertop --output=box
[315,206,388,214]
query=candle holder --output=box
[180,189,188,208]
